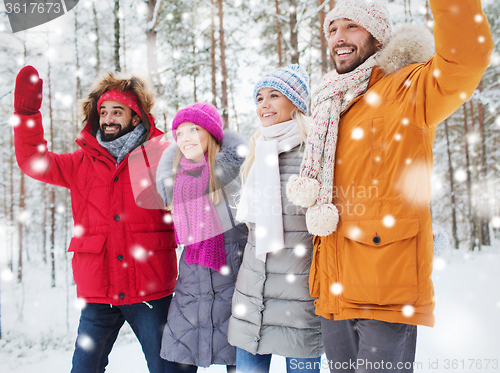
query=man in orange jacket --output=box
[287,0,493,371]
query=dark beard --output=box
[330,37,379,74]
[100,120,134,142]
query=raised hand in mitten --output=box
[14,66,43,115]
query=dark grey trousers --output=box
[321,317,417,373]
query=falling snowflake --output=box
[405,158,412,165]
[163,214,173,224]
[17,210,30,223]
[74,298,87,310]
[265,154,278,166]
[459,92,467,100]
[394,134,402,141]
[402,305,415,317]
[474,14,483,22]
[237,144,248,157]
[77,334,95,352]
[132,246,147,261]
[1,269,13,282]
[401,118,409,126]
[9,115,20,127]
[365,91,381,107]
[31,159,48,173]
[347,226,362,240]
[140,179,149,188]
[491,216,500,229]
[164,177,174,187]
[233,303,247,317]
[88,32,97,42]
[330,282,343,295]
[255,226,267,239]
[73,225,85,237]
[478,36,485,43]
[495,116,500,127]
[27,119,35,128]
[166,13,174,21]
[432,69,441,78]
[37,144,46,152]
[454,169,467,182]
[56,204,65,214]
[30,74,39,84]
[294,244,306,257]
[382,215,395,228]
[433,257,446,271]
[286,274,296,283]
[220,266,230,276]
[374,156,381,162]
[351,128,364,140]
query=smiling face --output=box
[175,122,210,163]
[256,88,297,127]
[99,100,141,141]
[328,18,381,74]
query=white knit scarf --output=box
[236,119,302,261]
[287,54,379,236]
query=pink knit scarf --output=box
[172,155,226,271]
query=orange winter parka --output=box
[311,0,493,327]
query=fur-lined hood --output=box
[156,130,247,206]
[81,72,156,138]
[378,23,435,75]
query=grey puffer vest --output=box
[156,131,248,367]
[228,145,323,358]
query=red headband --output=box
[97,89,142,119]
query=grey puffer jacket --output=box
[228,145,323,358]
[156,131,248,367]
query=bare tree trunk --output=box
[9,133,14,272]
[444,119,459,249]
[113,0,121,72]
[17,172,25,283]
[229,77,239,132]
[463,104,477,251]
[275,0,283,66]
[92,2,100,74]
[48,56,56,287]
[146,0,163,93]
[74,8,82,101]
[319,0,328,73]
[217,0,229,126]
[469,101,482,251]
[328,0,336,70]
[193,42,197,102]
[476,82,490,246]
[290,0,299,64]
[42,185,47,263]
[210,0,217,107]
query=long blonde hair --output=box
[170,134,223,209]
[239,110,310,186]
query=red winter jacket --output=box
[14,112,177,305]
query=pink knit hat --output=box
[172,103,224,142]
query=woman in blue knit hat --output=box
[227,65,323,373]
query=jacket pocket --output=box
[132,232,177,297]
[68,235,109,298]
[341,218,419,305]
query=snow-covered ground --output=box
[1,246,499,372]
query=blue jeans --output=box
[236,347,321,373]
[71,296,171,373]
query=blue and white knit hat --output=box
[253,64,310,115]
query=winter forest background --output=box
[0,0,500,371]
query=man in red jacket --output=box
[13,66,177,373]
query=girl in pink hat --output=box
[156,103,248,373]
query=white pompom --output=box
[305,203,339,236]
[286,175,320,208]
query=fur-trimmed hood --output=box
[81,72,156,139]
[156,130,247,206]
[378,23,435,75]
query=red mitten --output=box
[14,66,43,115]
